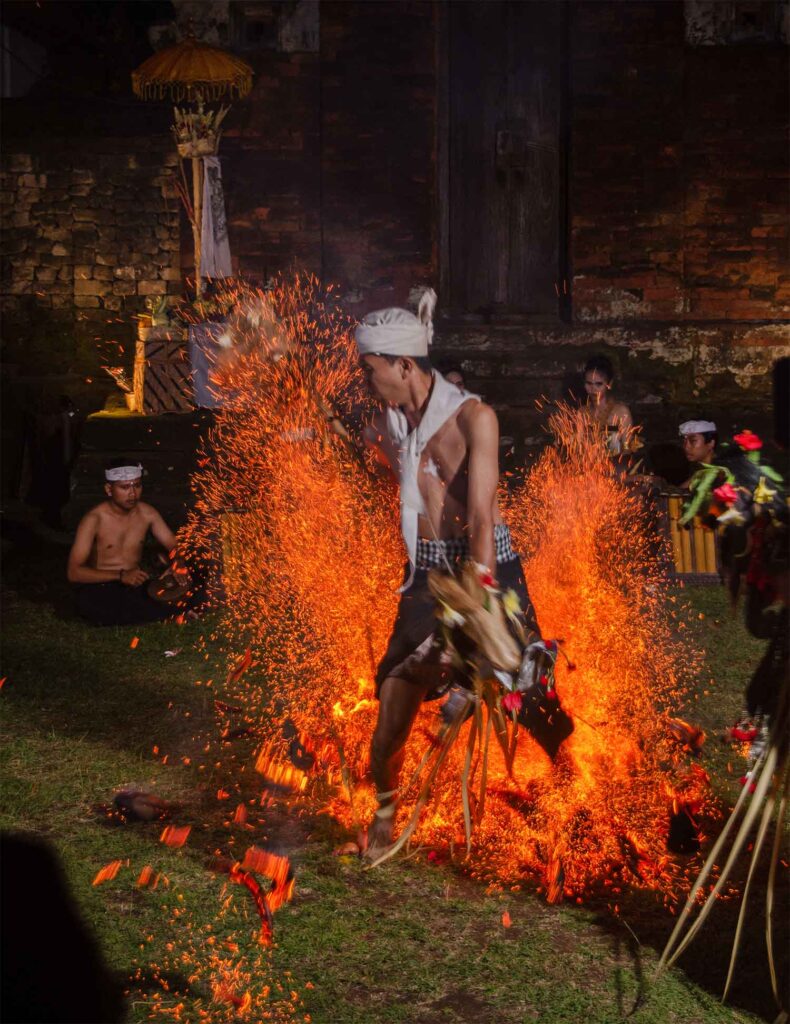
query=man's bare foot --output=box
[361,815,395,860]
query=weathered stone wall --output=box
[0,139,180,372]
[569,1,789,325]
[1,0,787,458]
[437,0,789,445]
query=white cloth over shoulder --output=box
[387,371,479,591]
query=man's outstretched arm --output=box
[464,402,499,575]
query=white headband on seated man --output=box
[354,288,437,358]
[105,464,143,482]
[679,420,716,436]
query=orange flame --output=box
[182,275,711,902]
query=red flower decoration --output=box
[480,572,496,589]
[733,429,762,452]
[545,640,556,652]
[502,691,523,713]
[730,723,758,742]
[712,482,738,506]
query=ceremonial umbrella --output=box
[131,36,253,296]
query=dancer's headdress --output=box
[354,288,437,358]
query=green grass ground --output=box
[1,528,786,1023]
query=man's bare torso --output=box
[86,501,158,572]
[373,401,503,540]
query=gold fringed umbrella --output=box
[132,36,253,103]
[132,36,253,296]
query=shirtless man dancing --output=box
[355,292,541,856]
[67,460,180,626]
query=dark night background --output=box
[1,0,788,514]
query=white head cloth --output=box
[105,464,143,482]
[355,288,437,358]
[386,371,479,591]
[679,420,716,436]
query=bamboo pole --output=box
[692,518,707,572]
[192,155,203,297]
[703,526,717,573]
[667,496,684,573]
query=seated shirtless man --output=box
[355,293,541,856]
[67,460,181,626]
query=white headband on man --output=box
[355,287,437,358]
[679,420,716,436]
[105,464,143,482]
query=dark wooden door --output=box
[444,1,564,317]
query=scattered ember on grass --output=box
[130,636,140,649]
[159,825,191,849]
[136,865,162,890]
[240,847,295,912]
[92,860,125,886]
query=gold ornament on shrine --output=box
[172,97,228,158]
[131,35,253,103]
[131,35,253,297]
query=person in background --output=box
[583,355,633,454]
[67,459,185,626]
[444,367,465,390]
[679,419,717,488]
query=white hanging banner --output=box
[200,156,232,279]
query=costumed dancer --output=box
[659,365,788,1010]
[355,290,572,859]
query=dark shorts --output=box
[375,541,538,700]
[73,582,173,627]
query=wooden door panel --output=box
[447,1,563,316]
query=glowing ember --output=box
[159,824,191,849]
[136,865,162,890]
[92,859,125,886]
[181,274,710,905]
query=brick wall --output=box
[319,0,435,310]
[1,0,787,447]
[0,139,180,371]
[216,1,436,313]
[217,49,323,284]
[569,0,788,325]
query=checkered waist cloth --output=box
[414,524,517,571]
